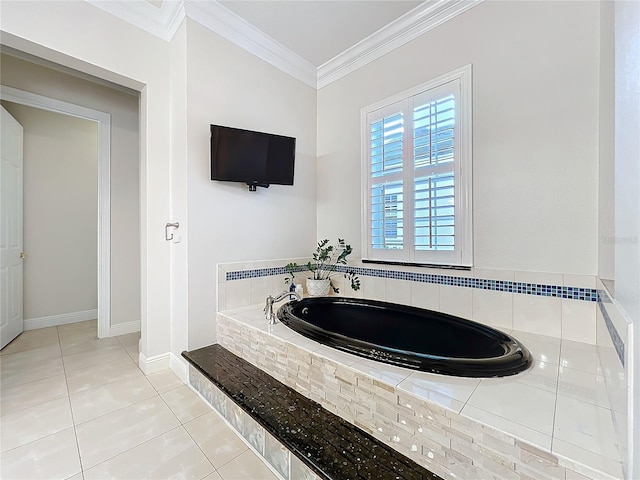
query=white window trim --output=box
[360,64,473,267]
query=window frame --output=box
[360,65,473,267]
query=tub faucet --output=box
[264,290,301,324]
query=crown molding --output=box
[84,0,482,90]
[184,1,317,88]
[86,0,185,42]
[317,0,484,89]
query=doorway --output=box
[0,87,111,337]
[0,50,141,343]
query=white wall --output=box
[613,1,640,477]
[598,1,615,282]
[0,53,141,327]
[614,0,640,333]
[169,21,189,372]
[0,0,173,361]
[183,19,318,349]
[2,102,97,319]
[317,0,600,276]
[0,0,318,370]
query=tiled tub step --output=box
[182,344,442,480]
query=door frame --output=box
[0,85,111,338]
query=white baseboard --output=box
[108,320,141,337]
[24,309,98,331]
[170,353,189,383]
[139,351,189,384]
[138,351,171,374]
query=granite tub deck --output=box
[183,344,442,480]
[215,304,625,480]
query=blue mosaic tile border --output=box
[598,289,625,367]
[225,265,598,302]
[225,265,305,281]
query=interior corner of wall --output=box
[170,352,189,383]
[138,351,171,375]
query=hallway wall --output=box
[1,53,141,328]
[1,102,97,322]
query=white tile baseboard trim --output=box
[24,309,98,331]
[108,320,140,337]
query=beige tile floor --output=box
[0,320,280,480]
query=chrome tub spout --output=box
[264,290,302,324]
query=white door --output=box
[1,106,24,349]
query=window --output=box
[361,65,472,266]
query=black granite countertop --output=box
[183,344,442,480]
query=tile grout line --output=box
[0,324,204,479]
[177,408,226,478]
[71,330,177,476]
[59,325,84,479]
[70,352,182,474]
[81,424,201,478]
[549,348,561,457]
[185,382,285,480]
[177,390,252,475]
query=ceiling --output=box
[96,0,481,88]
[217,1,423,67]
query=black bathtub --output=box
[277,297,532,378]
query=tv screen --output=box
[210,125,296,190]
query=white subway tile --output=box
[386,278,411,305]
[361,276,386,302]
[472,289,513,330]
[225,279,252,309]
[554,395,620,460]
[439,285,472,319]
[466,381,556,436]
[515,271,563,286]
[514,360,558,393]
[558,367,611,409]
[561,299,596,344]
[559,345,602,375]
[554,439,624,479]
[513,295,562,337]
[563,274,597,289]
[410,281,439,311]
[510,331,560,366]
[473,268,515,282]
[461,404,552,451]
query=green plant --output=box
[285,238,360,294]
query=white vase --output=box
[306,278,331,297]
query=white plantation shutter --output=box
[370,109,405,252]
[362,66,472,266]
[371,181,403,249]
[414,173,455,251]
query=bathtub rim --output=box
[277,296,533,378]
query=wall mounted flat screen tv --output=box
[210,124,296,191]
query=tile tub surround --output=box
[217,260,598,344]
[596,279,633,479]
[184,344,442,480]
[216,306,625,480]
